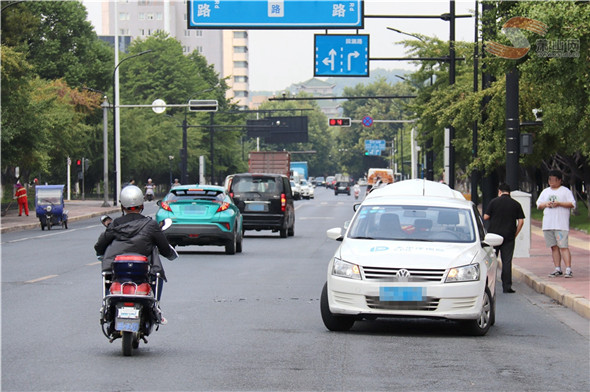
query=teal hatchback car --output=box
[155,185,243,254]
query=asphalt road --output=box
[2,187,589,391]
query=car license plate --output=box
[379,287,425,301]
[245,203,267,212]
[184,205,207,214]
[117,307,139,319]
[115,320,140,332]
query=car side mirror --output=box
[327,227,343,241]
[156,200,162,207]
[353,203,361,212]
[482,233,503,247]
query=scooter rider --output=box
[94,185,177,323]
[144,178,155,201]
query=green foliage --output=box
[339,78,418,178]
[117,33,241,185]
[255,95,335,177]
[4,1,114,91]
[400,1,589,187]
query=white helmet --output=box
[120,185,144,209]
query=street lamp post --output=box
[101,97,110,207]
[388,27,435,181]
[112,49,153,205]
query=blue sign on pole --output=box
[314,34,369,77]
[365,139,386,154]
[188,0,364,29]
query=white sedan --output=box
[299,179,314,199]
[290,180,301,200]
[321,179,503,336]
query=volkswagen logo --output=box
[396,269,411,282]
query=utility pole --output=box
[506,68,520,191]
[447,0,460,188]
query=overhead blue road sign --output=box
[365,139,386,151]
[315,34,369,77]
[365,149,381,156]
[188,0,364,29]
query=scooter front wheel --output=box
[122,331,133,356]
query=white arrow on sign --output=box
[322,48,337,71]
[347,51,359,70]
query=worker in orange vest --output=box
[15,182,29,216]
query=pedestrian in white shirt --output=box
[536,170,576,278]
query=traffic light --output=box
[76,159,82,167]
[328,118,351,127]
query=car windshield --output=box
[36,189,63,205]
[165,188,225,202]
[347,205,475,243]
[233,176,278,193]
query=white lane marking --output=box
[2,224,102,244]
[25,275,58,284]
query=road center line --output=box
[25,275,58,284]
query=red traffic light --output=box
[328,118,351,127]
[76,159,82,166]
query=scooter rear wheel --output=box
[122,331,133,356]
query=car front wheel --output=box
[320,283,355,332]
[463,286,493,336]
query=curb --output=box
[513,264,590,319]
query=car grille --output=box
[365,296,440,311]
[362,266,446,282]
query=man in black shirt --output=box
[484,183,525,293]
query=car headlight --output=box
[445,264,480,283]
[45,206,52,212]
[332,257,361,280]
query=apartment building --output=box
[88,0,249,109]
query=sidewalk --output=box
[512,221,590,319]
[1,199,589,319]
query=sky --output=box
[83,1,477,91]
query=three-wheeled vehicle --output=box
[35,185,68,230]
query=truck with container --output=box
[290,162,308,182]
[366,168,394,194]
[248,151,291,177]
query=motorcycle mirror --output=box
[100,215,112,227]
[160,218,173,231]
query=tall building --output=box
[88,0,249,109]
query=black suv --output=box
[226,173,295,238]
[334,181,352,196]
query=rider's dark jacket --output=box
[94,213,176,280]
